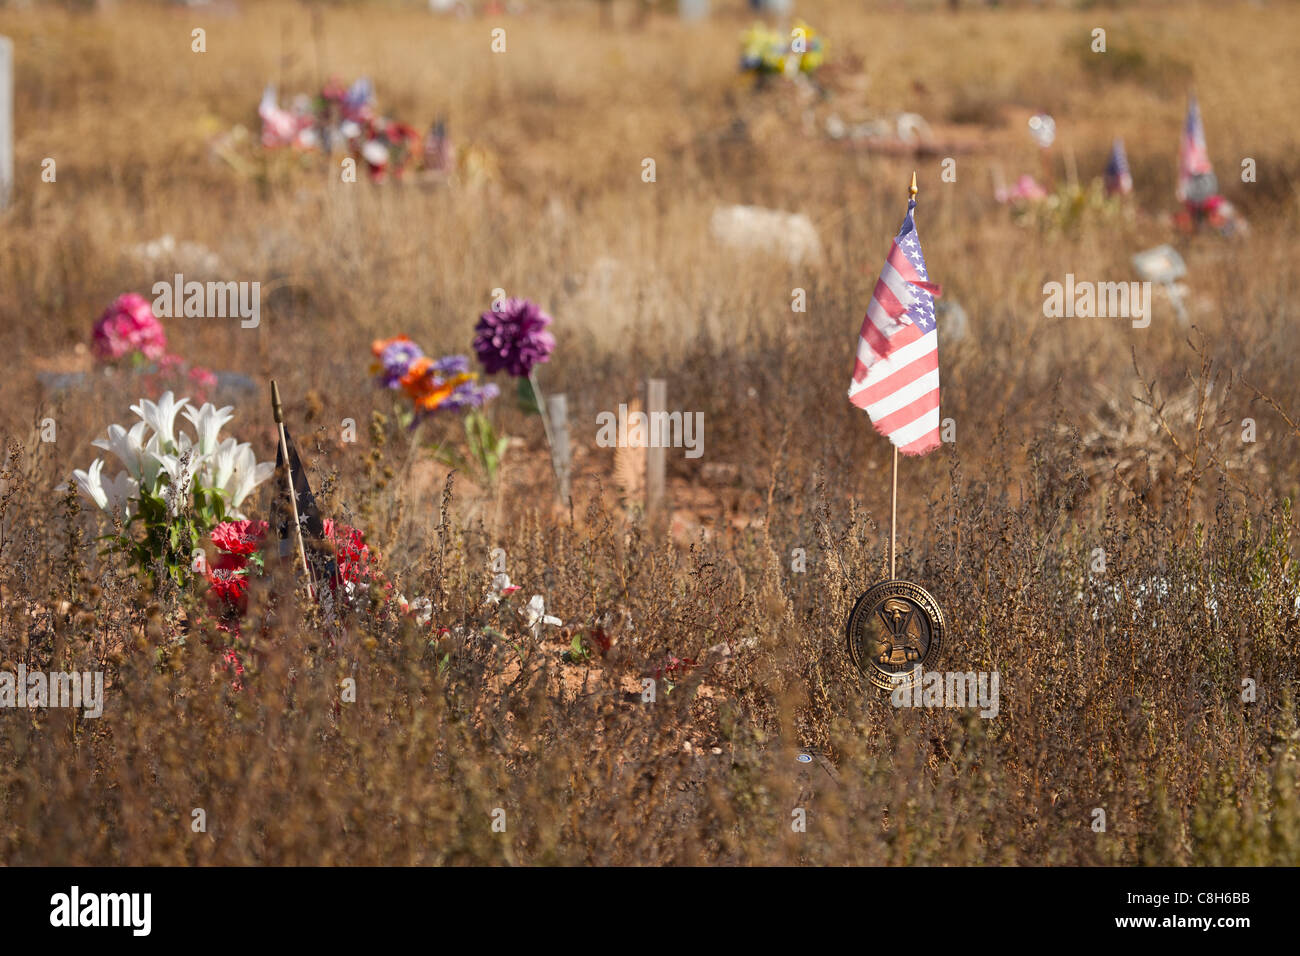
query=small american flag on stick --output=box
[1177,93,1212,202]
[848,173,943,456]
[1105,137,1133,197]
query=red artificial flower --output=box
[207,555,249,600]
[652,655,697,680]
[205,551,254,616]
[211,520,269,556]
[323,518,373,585]
[220,646,245,691]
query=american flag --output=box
[1105,137,1133,196]
[848,194,942,456]
[1177,94,1212,201]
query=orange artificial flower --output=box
[399,357,473,412]
[371,334,414,358]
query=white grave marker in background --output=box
[0,37,13,210]
[1132,245,1189,326]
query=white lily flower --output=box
[70,458,109,511]
[140,432,166,491]
[182,402,235,457]
[130,391,190,453]
[153,450,201,515]
[101,470,139,518]
[91,420,149,480]
[75,391,273,536]
[202,437,241,493]
[523,594,562,637]
[223,442,274,515]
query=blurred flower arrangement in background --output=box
[258,77,449,183]
[91,293,220,401]
[92,292,167,363]
[740,21,825,83]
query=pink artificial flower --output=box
[995,174,1048,205]
[259,86,310,149]
[92,293,167,362]
[189,365,219,390]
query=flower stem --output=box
[528,369,562,493]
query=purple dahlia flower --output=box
[473,298,556,378]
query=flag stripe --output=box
[878,262,915,314]
[888,406,941,449]
[847,198,941,457]
[849,327,932,398]
[864,368,940,421]
[872,387,941,437]
[899,427,942,456]
[887,243,922,282]
[866,296,904,337]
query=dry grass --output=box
[1,0,1299,865]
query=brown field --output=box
[1,0,1299,865]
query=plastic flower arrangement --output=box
[472,297,564,492]
[67,391,274,586]
[371,337,500,418]
[201,516,387,685]
[203,516,377,618]
[258,77,446,183]
[90,293,220,401]
[995,174,1049,205]
[92,293,168,363]
[472,296,556,424]
[740,24,786,75]
[1001,178,1128,234]
[472,298,555,378]
[740,20,825,81]
[371,335,505,485]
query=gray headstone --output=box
[679,0,710,20]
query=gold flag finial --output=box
[909,171,918,200]
[271,379,285,424]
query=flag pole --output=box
[271,380,315,601]
[889,171,918,582]
[890,445,898,580]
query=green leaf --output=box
[516,377,540,416]
[566,633,590,663]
